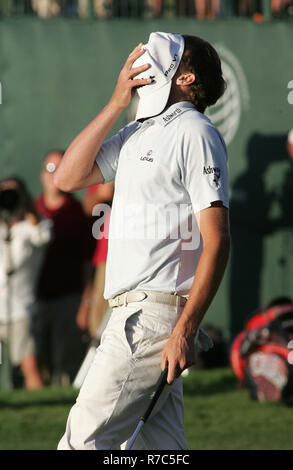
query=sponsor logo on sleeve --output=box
[203,165,221,189]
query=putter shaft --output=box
[125,368,168,450]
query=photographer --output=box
[0,177,52,389]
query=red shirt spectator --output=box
[35,193,94,298]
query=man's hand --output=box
[161,333,196,384]
[25,212,39,226]
[109,44,152,109]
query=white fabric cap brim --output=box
[135,81,172,121]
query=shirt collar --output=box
[154,101,196,127]
[136,102,197,128]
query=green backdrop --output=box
[1,18,293,339]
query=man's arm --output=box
[161,202,230,384]
[83,183,114,216]
[54,44,152,192]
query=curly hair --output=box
[178,35,226,113]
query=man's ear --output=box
[175,73,196,86]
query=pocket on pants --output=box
[123,308,146,356]
[123,306,172,358]
[101,306,145,357]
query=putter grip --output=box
[142,367,168,423]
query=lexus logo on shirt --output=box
[140,150,154,162]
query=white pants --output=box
[58,299,188,450]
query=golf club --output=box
[125,367,169,450]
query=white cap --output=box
[133,32,185,120]
[288,128,293,144]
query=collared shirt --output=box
[96,102,229,299]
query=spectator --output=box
[34,150,95,386]
[31,0,60,17]
[195,0,219,18]
[91,0,113,17]
[235,0,253,15]
[3,0,293,19]
[175,0,195,16]
[144,0,162,17]
[82,182,114,339]
[0,177,51,389]
[60,0,78,15]
[271,0,292,17]
[91,0,146,18]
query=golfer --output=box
[56,32,230,450]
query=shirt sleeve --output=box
[95,121,138,183]
[179,119,229,214]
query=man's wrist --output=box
[171,326,195,343]
[107,98,127,113]
[171,313,200,340]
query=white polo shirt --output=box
[96,101,229,299]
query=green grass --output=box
[0,386,76,450]
[183,368,293,450]
[0,368,292,450]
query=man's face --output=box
[41,152,63,191]
[287,142,293,161]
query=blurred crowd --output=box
[0,150,114,389]
[0,0,293,19]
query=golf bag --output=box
[230,302,293,404]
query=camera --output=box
[0,188,21,224]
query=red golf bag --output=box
[230,302,293,404]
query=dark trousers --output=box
[33,293,88,385]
